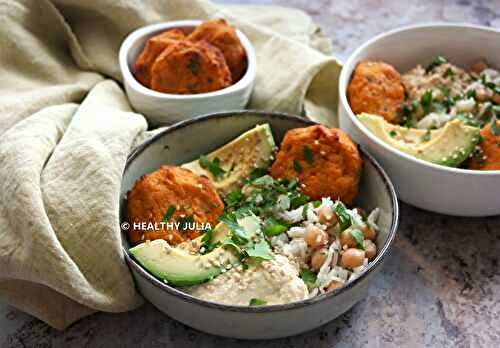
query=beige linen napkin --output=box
[0,0,342,329]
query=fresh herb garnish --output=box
[249,298,267,306]
[293,160,303,173]
[200,228,221,254]
[443,67,455,78]
[389,130,398,138]
[299,269,317,288]
[262,218,288,236]
[302,204,309,219]
[225,190,243,207]
[290,193,309,209]
[425,55,447,73]
[246,168,269,182]
[491,116,500,136]
[219,212,249,245]
[199,155,226,179]
[162,205,176,222]
[303,145,314,164]
[420,90,433,113]
[312,200,321,208]
[349,229,365,249]
[333,201,352,231]
[245,239,274,261]
[421,130,432,142]
[457,113,481,128]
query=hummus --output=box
[185,255,309,305]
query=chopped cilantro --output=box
[225,190,243,207]
[349,229,365,249]
[245,239,274,261]
[421,130,432,142]
[303,145,314,164]
[420,90,433,112]
[425,55,447,73]
[290,193,309,209]
[162,205,176,223]
[299,269,317,288]
[389,130,398,138]
[465,89,476,99]
[302,204,309,219]
[249,298,267,306]
[333,201,351,231]
[246,168,269,182]
[293,160,303,173]
[443,67,455,78]
[199,155,225,179]
[219,212,249,245]
[200,228,221,254]
[491,116,500,136]
[263,218,288,236]
[312,200,321,208]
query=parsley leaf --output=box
[199,155,226,179]
[293,160,303,173]
[225,190,243,207]
[299,269,317,288]
[421,130,432,142]
[245,239,274,261]
[303,145,314,164]
[389,130,398,138]
[333,201,352,231]
[425,55,447,73]
[349,229,365,249]
[219,212,249,245]
[162,205,176,222]
[262,218,288,236]
[249,298,267,306]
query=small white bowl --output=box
[119,20,256,126]
[339,23,500,217]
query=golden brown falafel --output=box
[126,165,224,246]
[133,29,185,87]
[347,61,405,124]
[150,40,232,94]
[271,125,362,204]
[188,18,247,81]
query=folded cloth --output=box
[0,0,342,329]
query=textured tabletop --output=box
[2,0,500,347]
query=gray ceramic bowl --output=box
[120,111,399,339]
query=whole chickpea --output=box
[318,205,337,225]
[304,224,328,249]
[311,248,328,271]
[340,248,365,268]
[339,228,357,248]
[363,225,376,241]
[326,281,343,292]
[364,240,377,260]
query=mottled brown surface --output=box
[2,0,500,347]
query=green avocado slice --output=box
[358,113,480,167]
[129,216,261,286]
[182,124,276,196]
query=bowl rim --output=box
[122,110,400,313]
[118,20,257,100]
[339,22,500,176]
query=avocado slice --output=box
[182,124,276,196]
[129,216,262,286]
[358,113,480,167]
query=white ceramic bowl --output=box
[119,20,256,126]
[120,111,399,339]
[339,23,500,217]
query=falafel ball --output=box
[188,18,247,81]
[347,61,405,124]
[126,165,224,246]
[150,40,232,94]
[271,125,362,205]
[466,121,500,170]
[133,29,185,87]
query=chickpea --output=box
[326,281,343,292]
[363,225,376,241]
[364,240,377,261]
[318,205,337,225]
[304,224,328,249]
[340,248,365,268]
[339,228,357,248]
[311,248,328,271]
